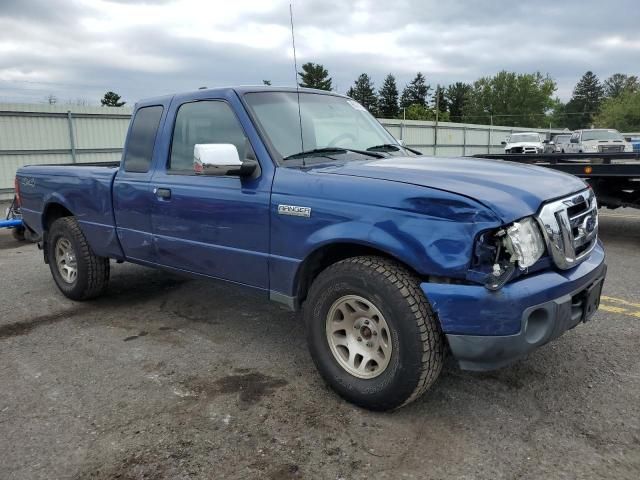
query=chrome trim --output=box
[536,189,598,270]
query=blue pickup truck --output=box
[15,87,606,410]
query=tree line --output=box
[297,62,640,131]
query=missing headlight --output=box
[502,217,546,270]
[474,217,546,291]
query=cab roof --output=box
[136,85,347,108]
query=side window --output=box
[169,101,255,173]
[123,106,163,173]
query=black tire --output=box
[304,256,444,410]
[47,217,110,300]
[12,226,25,241]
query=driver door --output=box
[150,98,271,289]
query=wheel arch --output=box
[42,202,74,231]
[293,241,423,309]
[40,201,74,264]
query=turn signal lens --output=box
[584,166,593,174]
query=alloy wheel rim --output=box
[55,237,78,284]
[325,294,392,379]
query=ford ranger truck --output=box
[15,87,606,411]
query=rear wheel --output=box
[47,217,110,300]
[304,256,444,410]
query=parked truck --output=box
[15,87,606,410]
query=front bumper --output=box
[421,241,606,371]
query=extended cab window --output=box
[169,101,254,173]
[123,106,163,173]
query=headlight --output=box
[502,217,545,269]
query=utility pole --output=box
[434,84,439,155]
[489,113,493,154]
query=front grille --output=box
[598,145,624,153]
[536,189,598,270]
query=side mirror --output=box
[500,141,506,145]
[193,144,256,177]
[542,139,549,144]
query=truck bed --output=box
[17,163,122,258]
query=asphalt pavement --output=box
[0,210,639,479]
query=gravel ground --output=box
[0,210,639,480]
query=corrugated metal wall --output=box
[378,119,568,157]
[1,102,631,199]
[0,103,131,197]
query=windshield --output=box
[244,92,401,162]
[508,133,541,143]
[581,130,624,141]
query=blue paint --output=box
[0,219,22,228]
[423,241,605,336]
[15,86,606,354]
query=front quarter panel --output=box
[269,167,501,297]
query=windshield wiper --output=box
[366,143,423,155]
[367,143,401,152]
[283,147,383,161]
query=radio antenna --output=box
[289,2,305,166]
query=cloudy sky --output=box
[0,0,638,105]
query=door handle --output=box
[154,187,171,200]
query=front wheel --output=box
[47,217,110,300]
[304,256,444,410]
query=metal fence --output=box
[378,118,568,157]
[0,102,636,199]
[0,103,131,197]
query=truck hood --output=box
[312,156,586,223]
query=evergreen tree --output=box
[445,82,472,121]
[377,74,399,118]
[346,73,378,115]
[298,62,332,91]
[432,85,448,114]
[101,91,126,107]
[603,73,639,98]
[400,72,430,108]
[565,71,604,129]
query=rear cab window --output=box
[123,105,164,173]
